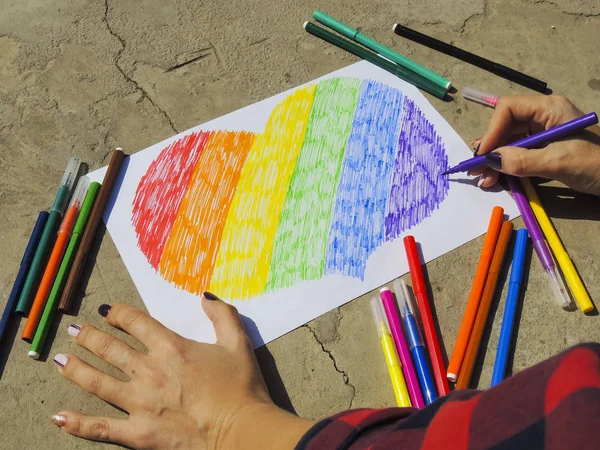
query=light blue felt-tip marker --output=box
[394,279,438,404]
[491,228,529,387]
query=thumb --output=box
[494,146,556,178]
[202,292,248,349]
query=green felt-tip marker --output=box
[16,157,82,316]
[313,10,451,91]
[28,181,100,359]
[304,22,447,99]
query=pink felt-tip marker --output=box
[463,87,499,108]
[380,287,425,408]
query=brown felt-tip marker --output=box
[58,149,125,313]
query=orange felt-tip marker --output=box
[22,177,90,341]
[455,221,513,389]
[447,206,504,382]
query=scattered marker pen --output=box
[394,279,437,404]
[29,182,101,359]
[0,212,49,344]
[442,112,599,175]
[522,179,594,313]
[16,157,81,316]
[403,236,450,396]
[381,287,425,408]
[370,296,412,407]
[22,176,91,341]
[312,10,451,91]
[508,177,571,309]
[463,87,498,108]
[491,228,529,386]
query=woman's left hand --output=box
[51,294,313,449]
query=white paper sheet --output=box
[89,61,519,347]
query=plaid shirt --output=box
[297,343,600,450]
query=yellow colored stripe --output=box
[209,84,317,299]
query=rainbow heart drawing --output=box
[131,77,449,301]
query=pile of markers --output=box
[370,236,450,407]
[375,190,594,406]
[0,149,124,359]
[303,10,549,99]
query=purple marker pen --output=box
[443,112,598,175]
[507,177,571,308]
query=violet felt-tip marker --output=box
[508,176,571,308]
[442,112,599,175]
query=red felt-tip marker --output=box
[403,236,450,396]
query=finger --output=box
[51,411,138,447]
[479,168,500,188]
[101,303,179,352]
[470,138,482,153]
[494,145,558,178]
[53,353,131,411]
[201,292,249,350]
[479,96,554,154]
[68,323,140,374]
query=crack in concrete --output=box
[304,323,356,410]
[102,0,179,134]
[530,0,600,18]
[459,0,488,34]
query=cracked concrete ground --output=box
[0,0,599,448]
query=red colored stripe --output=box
[132,131,212,268]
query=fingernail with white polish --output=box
[53,354,68,368]
[51,415,66,427]
[477,176,485,188]
[67,324,81,338]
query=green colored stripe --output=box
[265,77,361,292]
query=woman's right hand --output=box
[474,95,600,197]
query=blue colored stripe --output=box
[325,80,403,279]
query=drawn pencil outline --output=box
[132,77,449,301]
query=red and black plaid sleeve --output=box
[296,343,600,450]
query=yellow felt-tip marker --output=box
[522,179,594,313]
[370,296,412,407]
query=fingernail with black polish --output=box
[98,304,111,317]
[485,152,502,170]
[203,291,220,301]
[473,143,481,156]
[53,353,68,368]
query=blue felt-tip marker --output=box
[394,279,438,404]
[491,228,529,386]
[0,211,49,344]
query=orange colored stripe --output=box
[22,205,80,340]
[159,130,255,295]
